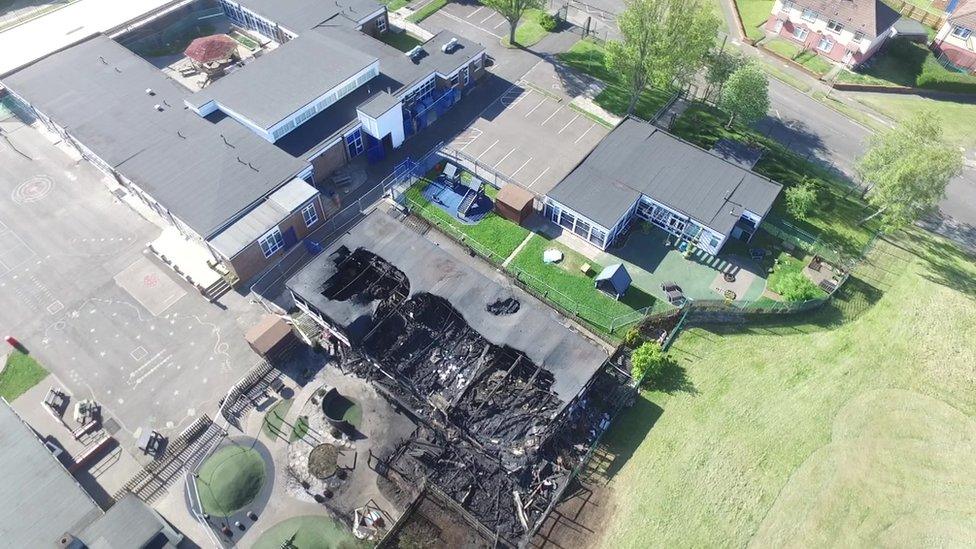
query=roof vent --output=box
[145,88,155,96]
[154,104,164,112]
[406,46,424,59]
[441,37,459,53]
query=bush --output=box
[785,178,818,220]
[774,271,822,301]
[623,327,643,348]
[539,12,557,32]
[631,342,666,383]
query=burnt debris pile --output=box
[485,297,520,315]
[321,246,409,307]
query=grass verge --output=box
[599,230,976,546]
[811,91,890,133]
[407,0,447,23]
[0,351,49,402]
[735,0,774,42]
[381,0,411,11]
[764,38,833,76]
[854,94,976,150]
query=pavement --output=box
[0,112,269,452]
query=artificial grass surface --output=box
[671,104,879,261]
[404,179,530,263]
[0,351,49,402]
[855,94,976,150]
[557,39,673,120]
[379,30,424,52]
[252,515,365,549]
[836,40,976,93]
[291,416,310,442]
[735,0,774,41]
[599,230,976,546]
[261,398,293,439]
[195,446,265,517]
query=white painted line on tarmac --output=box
[511,157,533,178]
[525,97,547,117]
[438,10,504,39]
[542,105,563,125]
[527,167,550,189]
[476,139,499,160]
[480,13,495,24]
[493,147,517,168]
[467,6,484,17]
[494,19,507,29]
[575,122,596,144]
[558,114,580,134]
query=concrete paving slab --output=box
[113,256,187,317]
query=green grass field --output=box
[854,95,976,150]
[0,351,49,402]
[196,445,266,516]
[735,0,774,41]
[253,515,365,549]
[599,230,976,546]
[557,39,674,120]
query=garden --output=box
[733,0,774,42]
[0,351,48,402]
[763,38,835,77]
[557,39,675,120]
[835,39,976,94]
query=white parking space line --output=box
[438,10,504,39]
[558,114,580,134]
[525,97,547,118]
[575,122,596,144]
[493,147,517,168]
[542,105,563,125]
[494,19,507,29]
[468,6,484,17]
[480,13,495,24]
[476,139,499,160]
[527,167,551,189]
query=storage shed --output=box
[494,184,534,224]
[595,264,631,299]
[245,314,297,357]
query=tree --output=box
[705,49,744,87]
[481,0,544,46]
[719,62,769,129]
[606,0,718,116]
[631,341,667,383]
[785,177,818,220]
[855,111,964,232]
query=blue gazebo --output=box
[595,263,631,299]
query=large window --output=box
[793,26,809,41]
[781,0,795,12]
[801,8,819,22]
[826,19,843,33]
[952,25,973,39]
[818,37,834,52]
[301,203,318,227]
[258,228,284,258]
[403,77,436,105]
[345,129,364,157]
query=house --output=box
[0,399,183,547]
[764,0,901,66]
[542,118,782,256]
[0,0,486,287]
[933,0,976,72]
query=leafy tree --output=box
[774,271,821,302]
[481,0,544,45]
[719,62,769,129]
[631,341,667,382]
[856,111,964,232]
[785,177,818,220]
[705,49,744,87]
[606,0,718,115]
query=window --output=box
[792,26,809,41]
[345,129,364,157]
[462,66,470,85]
[826,19,843,33]
[258,228,284,258]
[301,203,318,227]
[574,218,591,238]
[781,0,794,11]
[589,228,607,247]
[952,26,973,39]
[853,30,865,43]
[472,55,483,71]
[558,211,576,231]
[376,16,387,32]
[818,37,834,52]
[801,8,818,22]
[451,72,460,87]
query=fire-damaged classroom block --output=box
[286,211,619,546]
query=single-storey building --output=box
[542,118,782,256]
[0,0,486,287]
[763,0,901,67]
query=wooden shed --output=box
[494,184,534,224]
[245,314,297,358]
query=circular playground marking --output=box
[12,175,55,204]
[143,273,159,288]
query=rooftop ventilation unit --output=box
[406,46,424,59]
[441,37,459,53]
[145,88,155,96]
[154,104,164,112]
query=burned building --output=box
[286,211,613,544]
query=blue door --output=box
[282,227,298,250]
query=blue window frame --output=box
[346,129,365,158]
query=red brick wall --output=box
[764,15,868,65]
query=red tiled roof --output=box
[184,34,238,64]
[790,0,901,38]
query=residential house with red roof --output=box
[933,0,976,72]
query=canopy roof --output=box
[184,34,238,64]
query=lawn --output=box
[503,9,551,47]
[0,351,49,402]
[195,445,266,517]
[764,38,834,76]
[734,0,774,42]
[404,179,530,263]
[855,94,976,150]
[508,233,660,331]
[261,398,293,439]
[836,39,976,93]
[379,30,424,53]
[765,251,829,300]
[670,104,880,261]
[557,39,674,120]
[599,230,976,546]
[253,516,365,549]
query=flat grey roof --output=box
[210,178,317,257]
[1,34,306,238]
[187,31,378,130]
[358,90,400,119]
[547,118,782,236]
[0,400,103,547]
[77,494,176,549]
[286,211,608,403]
[239,0,382,33]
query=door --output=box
[282,226,298,250]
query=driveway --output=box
[0,113,267,445]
